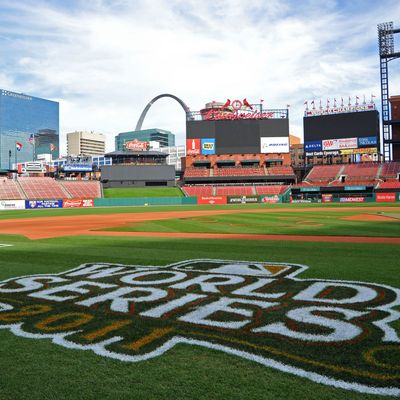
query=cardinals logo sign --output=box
[0,259,399,396]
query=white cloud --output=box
[0,0,399,153]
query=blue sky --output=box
[0,0,399,154]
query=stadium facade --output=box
[0,89,59,170]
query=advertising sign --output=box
[186,139,201,156]
[260,137,289,153]
[197,196,226,205]
[304,141,322,152]
[125,139,149,151]
[344,186,366,191]
[63,164,93,172]
[227,196,260,204]
[0,200,25,210]
[300,187,320,192]
[358,136,378,147]
[200,138,216,155]
[339,197,365,203]
[63,199,94,208]
[25,200,63,209]
[322,194,333,203]
[340,147,377,155]
[260,195,280,204]
[376,193,396,203]
[322,138,357,151]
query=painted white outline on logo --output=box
[0,258,399,397]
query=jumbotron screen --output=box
[186,119,289,155]
[303,110,379,142]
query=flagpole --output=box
[15,141,17,167]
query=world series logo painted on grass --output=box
[0,259,399,396]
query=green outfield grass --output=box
[103,187,184,198]
[103,208,400,237]
[0,204,399,399]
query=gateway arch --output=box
[135,94,191,131]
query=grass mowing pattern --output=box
[0,234,399,399]
[103,187,184,198]
[103,209,400,237]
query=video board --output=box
[303,110,379,155]
[186,119,289,155]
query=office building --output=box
[0,89,59,170]
[67,131,106,156]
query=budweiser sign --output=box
[204,109,275,121]
[125,139,149,151]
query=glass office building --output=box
[0,89,59,170]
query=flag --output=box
[28,134,35,145]
[16,142,22,151]
[50,143,56,152]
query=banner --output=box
[358,136,378,147]
[304,141,322,152]
[197,196,226,205]
[63,199,94,208]
[124,139,149,151]
[322,138,357,151]
[200,138,216,155]
[260,195,280,204]
[25,200,63,209]
[186,139,201,156]
[227,196,260,204]
[339,197,365,203]
[322,194,333,203]
[260,137,289,153]
[340,147,377,155]
[376,193,396,203]
[0,200,25,210]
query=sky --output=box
[0,0,399,155]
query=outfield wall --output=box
[0,192,399,210]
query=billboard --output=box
[260,137,289,153]
[303,110,379,146]
[186,119,289,154]
[25,200,62,209]
[0,200,25,210]
[304,141,322,152]
[376,193,396,202]
[201,138,216,155]
[322,138,358,151]
[358,136,378,147]
[63,199,94,208]
[197,196,227,205]
[186,139,201,155]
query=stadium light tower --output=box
[378,22,400,161]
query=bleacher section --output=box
[61,181,102,199]
[305,165,343,182]
[341,163,380,179]
[0,179,24,200]
[213,167,264,177]
[183,168,211,178]
[266,166,294,176]
[377,180,400,189]
[215,186,254,196]
[255,185,289,195]
[18,177,68,200]
[182,186,214,197]
[380,162,400,178]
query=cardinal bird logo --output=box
[243,98,253,110]
[222,99,231,109]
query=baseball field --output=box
[0,202,399,399]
